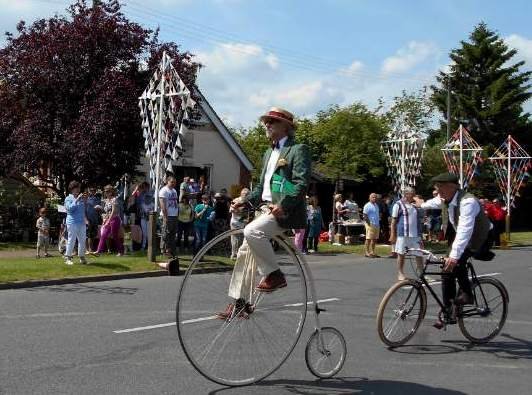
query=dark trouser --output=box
[302,223,310,253]
[493,220,504,246]
[307,235,319,251]
[163,216,178,257]
[442,249,473,308]
[177,221,192,249]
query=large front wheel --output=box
[376,280,427,347]
[176,229,308,386]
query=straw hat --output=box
[260,107,296,129]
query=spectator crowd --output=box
[32,174,509,268]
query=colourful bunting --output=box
[381,119,426,194]
[441,125,483,188]
[139,52,196,211]
[489,135,531,212]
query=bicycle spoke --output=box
[177,229,307,386]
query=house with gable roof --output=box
[138,89,253,194]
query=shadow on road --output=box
[385,332,532,361]
[442,332,532,360]
[387,344,462,355]
[25,283,138,295]
[208,377,467,395]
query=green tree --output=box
[311,104,388,185]
[432,22,532,147]
[384,88,436,135]
[232,124,270,182]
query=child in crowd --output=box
[36,207,51,258]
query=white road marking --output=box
[114,322,176,333]
[284,297,340,307]
[113,297,341,334]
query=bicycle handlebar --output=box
[405,247,445,264]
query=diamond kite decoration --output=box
[441,125,483,188]
[489,135,531,213]
[139,51,196,211]
[381,118,427,194]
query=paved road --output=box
[1,248,531,394]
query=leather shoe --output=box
[256,270,287,293]
[216,303,235,320]
[216,300,252,320]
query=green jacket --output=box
[250,136,311,229]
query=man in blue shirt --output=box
[64,180,88,265]
[363,193,380,258]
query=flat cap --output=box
[430,172,459,184]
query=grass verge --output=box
[1,231,530,284]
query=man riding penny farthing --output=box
[176,107,347,386]
[217,107,311,318]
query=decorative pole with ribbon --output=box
[138,51,196,260]
[381,118,426,195]
[489,135,531,243]
[441,125,483,189]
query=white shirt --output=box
[261,136,288,202]
[421,192,482,260]
[392,200,419,237]
[159,186,179,217]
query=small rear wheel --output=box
[305,327,346,378]
[376,280,427,347]
[458,277,508,344]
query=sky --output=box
[2,0,532,127]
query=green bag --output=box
[271,173,296,194]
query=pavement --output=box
[1,248,531,394]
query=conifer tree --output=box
[432,22,532,147]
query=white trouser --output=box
[65,223,86,258]
[228,212,285,300]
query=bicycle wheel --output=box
[376,280,427,347]
[177,229,308,386]
[458,277,508,344]
[305,327,346,378]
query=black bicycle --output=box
[377,248,509,347]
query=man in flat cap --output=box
[415,173,492,328]
[217,107,311,319]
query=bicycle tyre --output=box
[176,229,308,386]
[305,327,347,378]
[458,277,508,344]
[376,279,427,347]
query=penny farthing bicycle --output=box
[176,216,347,386]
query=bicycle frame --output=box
[276,235,326,341]
[406,250,491,321]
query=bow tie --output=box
[271,141,280,149]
